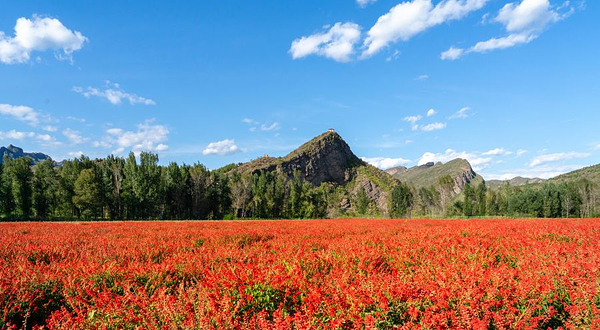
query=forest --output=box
[0,152,597,220]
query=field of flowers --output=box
[1,219,598,329]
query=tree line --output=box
[0,153,597,220]
[402,175,598,219]
[0,152,332,220]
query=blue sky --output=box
[1,0,599,180]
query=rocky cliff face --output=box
[450,160,480,194]
[279,132,363,186]
[237,131,363,186]
[236,131,398,216]
[0,145,51,164]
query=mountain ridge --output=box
[385,158,484,194]
[0,144,52,165]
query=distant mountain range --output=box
[0,145,52,165]
[385,159,484,194]
[486,177,546,189]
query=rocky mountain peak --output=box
[237,130,366,186]
[0,145,51,165]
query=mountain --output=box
[234,130,399,216]
[0,145,52,165]
[486,176,546,189]
[547,164,600,184]
[385,158,484,194]
[486,164,600,189]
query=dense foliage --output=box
[1,219,598,329]
[0,153,331,220]
[0,153,598,220]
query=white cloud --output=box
[0,104,40,125]
[416,74,429,81]
[43,126,58,132]
[403,115,422,130]
[442,0,574,60]
[516,149,528,157]
[404,115,422,123]
[357,0,379,7]
[66,116,86,123]
[385,49,401,61]
[202,139,242,156]
[419,149,493,171]
[242,118,258,125]
[362,0,489,58]
[404,113,446,131]
[72,81,156,105]
[0,129,57,145]
[0,130,35,140]
[290,22,362,62]
[482,147,513,156]
[0,15,87,64]
[529,151,590,167]
[244,118,281,132]
[440,47,464,60]
[63,128,89,145]
[155,144,169,151]
[93,140,111,149]
[102,120,169,154]
[594,144,600,151]
[449,106,471,119]
[361,157,411,170]
[420,122,446,131]
[68,151,84,157]
[260,122,280,131]
[484,164,585,180]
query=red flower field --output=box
[1,219,598,329]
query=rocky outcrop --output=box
[0,145,51,165]
[237,131,364,186]
[385,166,407,177]
[450,160,480,194]
[278,132,362,186]
[352,176,389,212]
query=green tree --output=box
[0,160,15,217]
[73,168,103,219]
[230,172,253,218]
[475,183,487,216]
[162,162,190,219]
[355,186,370,215]
[542,184,562,218]
[463,183,474,217]
[205,171,231,219]
[133,152,162,218]
[99,155,125,219]
[486,190,500,216]
[5,157,34,218]
[32,159,58,219]
[389,182,414,218]
[189,163,209,218]
[122,152,139,218]
[287,171,303,218]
